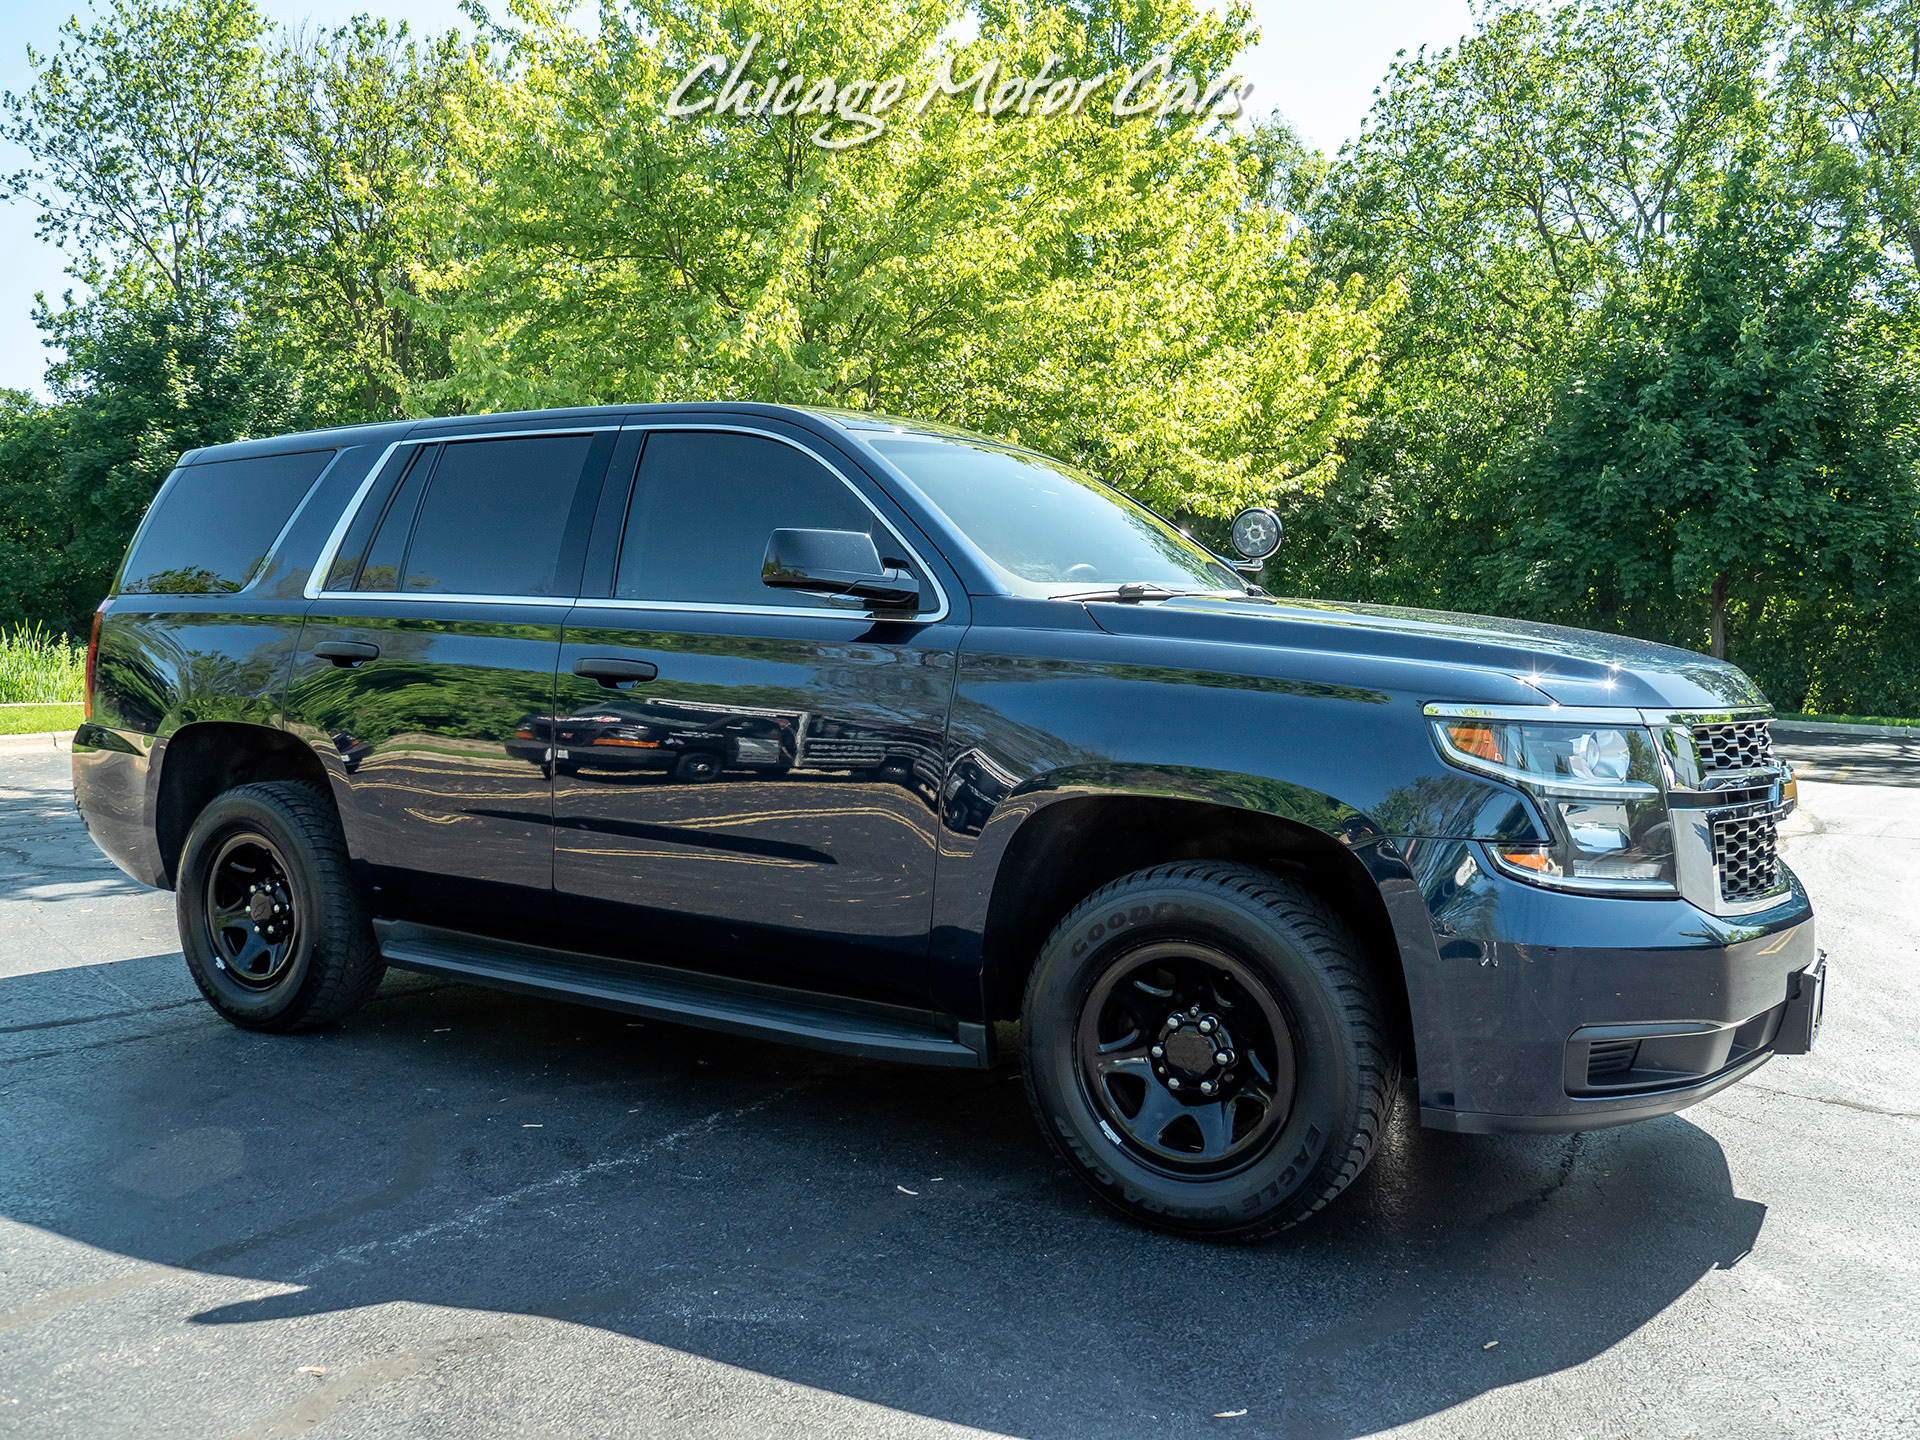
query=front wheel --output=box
[1021,862,1399,1240]
[176,782,385,1032]
[673,751,723,783]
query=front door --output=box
[286,428,615,936]
[552,425,963,1007]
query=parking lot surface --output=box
[1,733,1916,1439]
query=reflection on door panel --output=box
[550,617,955,1003]
[286,430,610,934]
[547,426,958,1003]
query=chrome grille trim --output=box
[1711,803,1782,903]
[1694,718,1775,772]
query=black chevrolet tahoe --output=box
[71,403,1824,1239]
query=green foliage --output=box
[247,16,474,421]
[1500,172,1920,652]
[0,302,310,635]
[415,0,1390,519]
[0,703,84,735]
[1,0,1917,715]
[2,0,269,309]
[0,621,86,703]
[1279,0,1920,712]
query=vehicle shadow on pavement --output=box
[4,961,1766,1440]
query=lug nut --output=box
[1200,1081,1215,1094]
[1167,1077,1181,1090]
[1150,1045,1164,1057]
[1198,1019,1214,1033]
[1168,1014,1183,1028]
[1215,1052,1230,1066]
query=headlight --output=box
[1433,717,1675,893]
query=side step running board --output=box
[375,920,993,1068]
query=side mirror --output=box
[1229,506,1282,573]
[762,529,922,611]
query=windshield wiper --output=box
[1055,582,1213,603]
[1055,582,1252,603]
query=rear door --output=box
[285,426,616,937]
[551,422,966,1006]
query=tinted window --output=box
[394,435,597,596]
[869,435,1241,597]
[121,449,335,595]
[354,448,436,592]
[616,432,883,608]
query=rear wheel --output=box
[1021,862,1398,1240]
[177,782,384,1032]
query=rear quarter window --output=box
[120,449,336,595]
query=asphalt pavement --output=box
[1,732,1915,1439]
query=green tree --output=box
[414,0,1388,520]
[247,16,476,422]
[2,0,269,313]
[1501,171,1920,663]
[1790,0,1920,279]
[0,301,309,633]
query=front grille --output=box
[1694,718,1774,771]
[1586,1039,1640,1085]
[1712,805,1780,902]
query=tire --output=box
[673,751,722,783]
[176,782,385,1033]
[1020,862,1399,1240]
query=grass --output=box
[1783,711,1920,730]
[0,623,86,704]
[0,702,83,736]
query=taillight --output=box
[85,603,105,720]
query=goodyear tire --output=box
[176,782,385,1032]
[1021,862,1398,1240]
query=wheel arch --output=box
[153,721,333,887]
[975,780,1415,1073]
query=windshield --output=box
[866,434,1243,598]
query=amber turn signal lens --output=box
[1445,721,1505,763]
[1494,847,1556,875]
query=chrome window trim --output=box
[305,439,408,600]
[305,422,949,621]
[303,426,625,604]
[243,447,348,594]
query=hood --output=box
[1084,594,1769,712]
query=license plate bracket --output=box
[1774,951,1827,1055]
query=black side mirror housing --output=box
[762,529,922,611]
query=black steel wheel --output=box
[201,832,303,989]
[177,782,384,1032]
[1022,862,1399,1240]
[1077,941,1296,1176]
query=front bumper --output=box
[1387,837,1818,1134]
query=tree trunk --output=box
[1710,572,1728,660]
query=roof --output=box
[177,401,1036,466]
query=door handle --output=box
[572,657,658,687]
[314,640,380,667]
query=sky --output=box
[0,0,1480,397]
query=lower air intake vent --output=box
[1586,1039,1640,1085]
[1713,805,1780,902]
